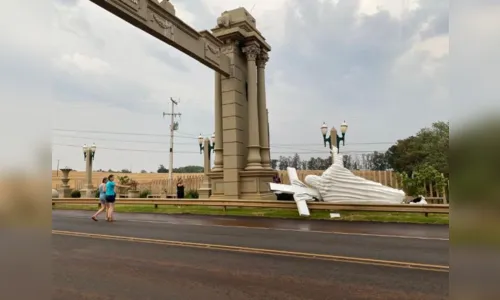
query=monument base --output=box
[207,171,224,199]
[198,188,211,198]
[80,188,96,198]
[58,188,72,198]
[239,169,277,200]
[206,169,277,200]
[198,175,212,198]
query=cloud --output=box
[56,52,111,73]
[0,0,460,172]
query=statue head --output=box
[305,174,322,190]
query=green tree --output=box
[271,159,278,170]
[343,155,354,170]
[361,151,390,171]
[174,165,203,173]
[386,121,449,176]
[401,163,447,197]
[343,154,361,170]
[278,156,289,170]
[290,153,301,169]
[157,164,168,173]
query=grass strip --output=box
[53,203,448,224]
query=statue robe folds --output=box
[304,147,406,204]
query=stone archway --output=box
[90,0,276,200]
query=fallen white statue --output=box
[269,146,406,216]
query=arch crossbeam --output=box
[89,0,231,76]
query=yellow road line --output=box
[127,219,449,241]
[52,230,449,273]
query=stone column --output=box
[198,138,212,198]
[213,71,223,171]
[82,149,94,198]
[257,52,271,169]
[330,128,338,162]
[85,150,92,189]
[242,44,262,170]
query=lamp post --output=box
[198,133,215,159]
[82,143,97,198]
[198,133,215,198]
[321,121,348,154]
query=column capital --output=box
[242,44,260,61]
[257,52,269,68]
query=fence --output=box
[53,170,449,202]
[52,198,450,214]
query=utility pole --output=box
[163,97,181,194]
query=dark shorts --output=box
[106,194,116,203]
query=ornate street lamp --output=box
[198,133,215,154]
[83,143,97,160]
[90,143,96,160]
[198,133,216,198]
[321,121,348,153]
[82,144,88,161]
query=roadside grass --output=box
[53,204,449,225]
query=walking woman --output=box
[105,174,117,222]
[91,177,108,221]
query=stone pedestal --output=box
[58,188,72,198]
[239,169,278,200]
[80,187,96,198]
[128,190,140,198]
[58,168,73,198]
[198,177,211,198]
[207,171,224,199]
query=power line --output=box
[51,129,395,146]
[51,143,387,155]
[51,128,198,139]
[52,143,198,153]
[53,134,195,145]
[52,134,393,152]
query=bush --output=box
[185,189,199,199]
[71,190,81,198]
[139,189,151,198]
[401,163,447,197]
[95,190,100,198]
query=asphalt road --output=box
[52,210,449,300]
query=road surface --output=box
[52,210,449,299]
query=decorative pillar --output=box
[213,71,223,171]
[242,43,262,170]
[257,52,271,169]
[81,149,95,198]
[86,149,92,188]
[198,138,212,198]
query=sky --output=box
[3,0,492,173]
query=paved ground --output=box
[53,210,450,239]
[52,210,449,299]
